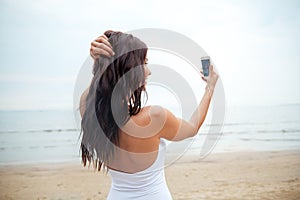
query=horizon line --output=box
[0,103,300,112]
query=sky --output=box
[0,0,300,110]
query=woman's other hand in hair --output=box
[90,35,115,59]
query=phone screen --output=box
[201,57,210,77]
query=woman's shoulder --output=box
[141,105,165,115]
[135,105,169,122]
[122,105,169,138]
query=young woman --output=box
[79,30,219,199]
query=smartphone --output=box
[201,56,210,79]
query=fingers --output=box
[97,34,109,41]
[91,41,114,56]
[95,36,112,49]
[90,46,112,58]
[200,70,208,83]
[209,64,214,75]
[90,51,97,60]
[200,71,207,81]
[90,35,115,59]
[206,64,219,91]
[201,76,207,82]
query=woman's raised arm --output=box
[79,35,115,117]
[159,65,219,141]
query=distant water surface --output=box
[0,104,299,165]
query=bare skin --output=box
[80,35,219,173]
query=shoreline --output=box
[1,148,299,167]
[1,149,300,199]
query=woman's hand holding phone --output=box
[200,64,219,95]
[207,65,219,91]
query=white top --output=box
[107,139,173,200]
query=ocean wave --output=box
[223,129,300,135]
[0,128,79,134]
[240,138,300,142]
[205,121,300,127]
[1,127,299,136]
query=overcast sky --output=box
[0,0,299,110]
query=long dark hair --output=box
[80,30,148,171]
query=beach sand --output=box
[0,150,300,200]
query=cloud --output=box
[0,0,299,109]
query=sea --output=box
[0,104,299,165]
